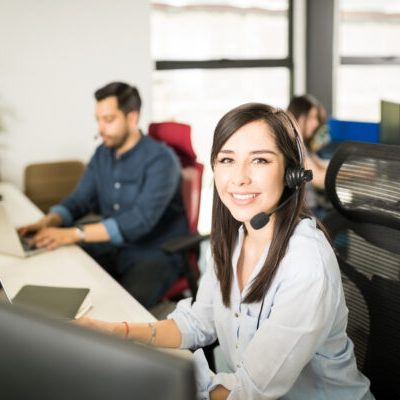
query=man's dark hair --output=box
[94,82,141,114]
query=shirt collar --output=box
[232,225,271,299]
[112,131,144,160]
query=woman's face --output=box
[214,120,286,227]
[303,106,320,139]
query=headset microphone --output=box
[249,167,313,230]
[250,191,296,230]
[250,212,271,230]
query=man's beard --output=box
[108,129,130,150]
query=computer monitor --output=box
[0,304,196,400]
[380,100,400,145]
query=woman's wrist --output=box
[113,321,158,344]
[122,321,129,338]
[148,322,156,345]
[115,321,130,338]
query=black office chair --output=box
[323,141,400,400]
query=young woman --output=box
[287,94,328,189]
[77,103,374,400]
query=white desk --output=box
[0,182,155,323]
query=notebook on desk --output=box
[0,204,46,257]
[1,283,91,320]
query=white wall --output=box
[0,0,152,188]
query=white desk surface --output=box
[0,182,192,361]
[0,182,155,323]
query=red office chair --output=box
[148,122,209,300]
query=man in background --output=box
[19,82,188,309]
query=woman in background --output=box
[77,103,373,400]
[287,94,329,189]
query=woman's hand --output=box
[74,316,123,337]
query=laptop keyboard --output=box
[19,234,37,252]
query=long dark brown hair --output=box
[210,103,326,307]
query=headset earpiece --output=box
[250,118,313,231]
[285,166,313,189]
[284,130,313,189]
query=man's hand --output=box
[18,213,63,237]
[31,227,80,250]
[17,220,48,237]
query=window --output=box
[337,0,400,121]
[151,0,291,232]
[152,1,288,60]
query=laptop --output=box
[0,204,46,257]
[0,282,91,320]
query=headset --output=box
[250,131,313,230]
[250,129,313,330]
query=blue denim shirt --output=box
[51,134,188,247]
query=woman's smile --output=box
[230,192,259,205]
[214,120,285,225]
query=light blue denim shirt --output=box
[169,218,374,400]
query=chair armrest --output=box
[161,233,210,253]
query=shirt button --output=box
[235,343,239,349]
[114,182,121,189]
[236,364,240,369]
[113,203,120,211]
[234,312,239,318]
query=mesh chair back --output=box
[149,122,204,234]
[181,167,203,235]
[149,122,205,299]
[323,141,400,399]
[325,141,400,227]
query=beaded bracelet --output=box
[148,322,156,345]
